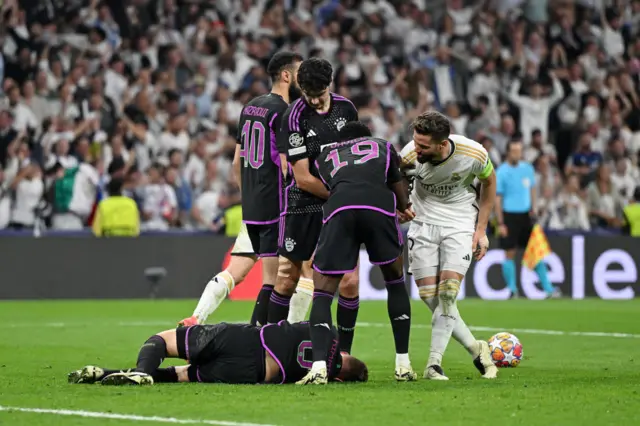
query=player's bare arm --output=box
[398,142,418,221]
[386,144,412,218]
[290,158,330,199]
[530,185,537,218]
[390,180,414,222]
[474,169,496,260]
[392,178,410,209]
[279,153,288,178]
[494,195,507,237]
[232,145,242,193]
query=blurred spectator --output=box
[564,132,603,184]
[586,164,624,230]
[610,157,637,205]
[50,160,101,230]
[503,70,564,145]
[141,163,177,231]
[524,129,558,164]
[534,154,561,196]
[9,162,43,230]
[0,0,637,235]
[544,174,591,231]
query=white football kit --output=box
[400,134,493,279]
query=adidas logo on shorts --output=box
[463,254,471,261]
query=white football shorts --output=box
[230,223,255,256]
[407,221,473,280]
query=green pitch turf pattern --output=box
[1,299,639,426]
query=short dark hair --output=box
[507,140,523,152]
[338,121,372,141]
[266,51,303,82]
[412,111,451,143]
[167,148,182,159]
[340,356,369,383]
[297,57,333,94]
[107,176,125,196]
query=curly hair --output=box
[297,57,333,94]
[412,110,451,143]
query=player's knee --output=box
[300,260,313,279]
[261,257,279,283]
[418,284,437,302]
[339,272,359,298]
[380,258,404,283]
[437,278,461,305]
[156,330,178,357]
[276,257,301,295]
[416,277,437,298]
[175,365,190,382]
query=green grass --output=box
[1,299,639,426]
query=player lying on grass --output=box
[297,122,418,385]
[68,321,368,385]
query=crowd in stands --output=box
[0,0,639,234]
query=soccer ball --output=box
[487,332,523,368]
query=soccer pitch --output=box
[1,299,638,426]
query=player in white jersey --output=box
[399,111,498,381]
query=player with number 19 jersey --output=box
[236,93,289,256]
[278,93,358,260]
[313,136,404,274]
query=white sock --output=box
[428,298,458,367]
[192,271,235,323]
[396,353,411,369]
[287,277,314,323]
[418,285,438,311]
[311,361,327,373]
[455,318,480,357]
[420,285,477,357]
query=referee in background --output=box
[495,140,559,299]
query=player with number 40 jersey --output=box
[237,94,288,242]
[178,52,304,331]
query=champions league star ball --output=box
[487,332,523,368]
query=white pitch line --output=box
[5,320,640,339]
[358,322,640,339]
[0,405,278,426]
